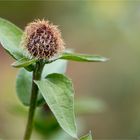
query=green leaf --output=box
[35,73,77,138]
[16,69,32,106]
[16,69,43,106]
[11,57,36,68]
[60,52,107,62]
[0,18,24,59]
[16,59,68,106]
[80,132,93,140]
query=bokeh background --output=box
[0,0,140,139]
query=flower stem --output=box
[23,61,44,140]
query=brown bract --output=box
[21,19,65,60]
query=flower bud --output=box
[21,19,65,60]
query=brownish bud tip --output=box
[21,19,65,59]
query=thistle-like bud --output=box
[21,19,65,60]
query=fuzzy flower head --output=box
[21,19,65,60]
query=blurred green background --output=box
[0,0,140,139]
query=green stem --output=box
[23,61,44,140]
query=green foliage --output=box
[35,73,77,138]
[16,59,68,106]
[0,17,23,59]
[80,132,93,140]
[16,68,32,106]
[0,17,108,140]
[34,110,60,137]
[12,57,36,68]
[60,52,107,62]
[16,69,44,106]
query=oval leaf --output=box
[12,57,36,68]
[60,52,108,62]
[0,18,24,59]
[80,132,93,140]
[34,73,77,138]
